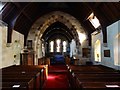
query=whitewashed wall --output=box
[0,23,8,68]
[0,22,24,68]
[0,26,2,68]
[91,20,120,70]
[104,20,120,69]
[12,30,24,65]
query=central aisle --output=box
[43,65,70,89]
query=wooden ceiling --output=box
[42,21,74,42]
[1,2,120,44]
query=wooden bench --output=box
[72,73,120,88]
[81,82,120,90]
[1,82,29,90]
[1,65,47,90]
[67,65,120,89]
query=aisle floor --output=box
[43,65,70,89]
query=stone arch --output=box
[28,11,87,45]
[27,11,88,65]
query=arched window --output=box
[50,41,54,52]
[94,40,101,62]
[56,39,61,52]
[63,41,67,52]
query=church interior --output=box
[0,1,120,89]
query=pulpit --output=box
[20,49,34,65]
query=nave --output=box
[0,2,120,90]
[1,63,120,90]
[43,65,70,89]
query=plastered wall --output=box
[0,22,24,68]
[92,20,120,70]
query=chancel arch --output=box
[27,11,88,65]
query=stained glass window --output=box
[63,41,67,52]
[56,39,61,52]
[50,41,54,52]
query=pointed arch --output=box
[28,11,87,45]
[27,11,88,65]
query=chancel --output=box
[0,1,120,90]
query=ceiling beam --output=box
[43,28,73,40]
[22,11,33,22]
[12,2,32,22]
[84,3,108,43]
[84,3,107,27]
[2,3,15,20]
[82,3,93,21]
[94,2,102,8]
[45,32,71,42]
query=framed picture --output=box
[104,50,110,57]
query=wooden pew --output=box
[72,73,120,88]
[1,82,29,90]
[1,65,47,90]
[72,73,120,78]
[2,65,41,86]
[2,78,34,90]
[67,65,120,89]
[81,82,120,90]
[67,65,118,73]
[2,65,47,82]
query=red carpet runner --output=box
[43,65,70,89]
